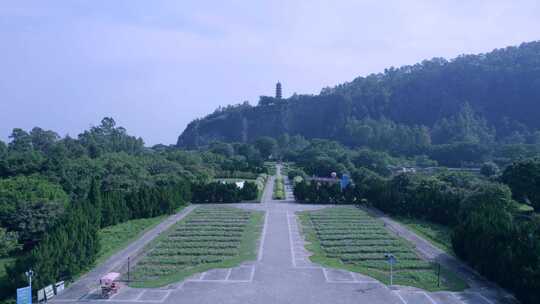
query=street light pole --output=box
[437,263,441,287]
[25,269,34,304]
[25,270,34,289]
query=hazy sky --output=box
[1,1,539,145]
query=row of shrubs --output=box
[273,176,285,200]
[293,180,345,204]
[255,174,268,194]
[7,179,191,293]
[191,174,268,204]
[214,170,260,180]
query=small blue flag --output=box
[340,174,350,190]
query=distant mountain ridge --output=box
[177,41,540,150]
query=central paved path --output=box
[162,169,403,304]
[54,165,515,304]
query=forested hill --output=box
[178,41,540,152]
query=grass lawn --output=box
[516,203,534,213]
[95,214,172,265]
[0,258,15,299]
[128,206,264,288]
[298,207,467,292]
[394,217,455,257]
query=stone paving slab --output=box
[456,292,493,304]
[137,290,170,302]
[353,272,379,282]
[430,292,464,304]
[228,266,254,281]
[396,291,436,304]
[109,288,143,301]
[201,268,229,280]
[324,269,355,282]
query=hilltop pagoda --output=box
[275,81,282,99]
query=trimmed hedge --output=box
[191,181,258,204]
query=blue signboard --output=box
[17,286,31,304]
[340,174,350,190]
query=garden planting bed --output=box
[128,206,263,287]
[298,207,467,291]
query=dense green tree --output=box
[351,149,392,176]
[78,117,144,156]
[351,168,386,203]
[494,144,540,164]
[0,228,19,257]
[234,143,264,168]
[191,181,257,204]
[29,127,60,155]
[294,139,352,176]
[480,161,500,177]
[61,135,87,158]
[254,137,277,159]
[428,142,489,167]
[287,168,307,180]
[293,180,344,204]
[344,117,431,154]
[501,158,540,210]
[209,142,234,157]
[432,103,495,145]
[98,153,149,192]
[239,182,258,201]
[0,175,69,249]
[450,183,540,304]
[56,156,103,200]
[8,129,32,152]
[1,150,46,176]
[165,150,213,181]
[0,140,6,158]
[435,170,480,189]
[7,194,101,290]
[87,179,102,228]
[508,219,540,304]
[452,183,515,273]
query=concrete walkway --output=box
[53,165,517,304]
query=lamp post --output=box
[24,270,34,289]
[25,269,34,304]
[384,253,396,286]
[127,257,131,283]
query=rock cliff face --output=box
[177,94,349,148]
[177,41,540,148]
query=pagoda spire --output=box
[275,81,282,99]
